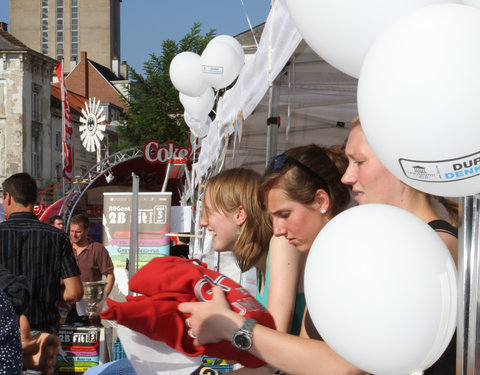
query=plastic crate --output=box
[113,337,127,360]
[200,357,234,374]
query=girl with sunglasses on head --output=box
[200,168,307,337]
[179,145,359,375]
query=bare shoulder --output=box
[436,231,458,266]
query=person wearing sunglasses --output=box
[200,168,306,337]
[179,144,357,375]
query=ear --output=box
[235,205,248,226]
[313,189,330,213]
[3,192,11,206]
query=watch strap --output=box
[240,317,257,334]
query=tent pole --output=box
[266,81,280,167]
[128,173,139,284]
[457,195,480,374]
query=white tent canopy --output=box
[194,0,358,182]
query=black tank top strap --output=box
[428,220,458,239]
[304,308,323,341]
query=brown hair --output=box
[350,116,459,226]
[204,168,272,272]
[260,144,351,217]
[48,215,63,225]
[70,214,89,229]
[2,173,37,206]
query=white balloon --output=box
[305,204,457,375]
[463,0,480,7]
[358,4,480,197]
[284,0,460,78]
[201,42,243,90]
[184,111,211,139]
[209,35,245,63]
[179,87,215,122]
[169,52,208,97]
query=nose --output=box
[272,217,287,237]
[199,213,208,227]
[341,163,355,186]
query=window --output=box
[56,0,64,60]
[32,136,40,178]
[41,0,49,54]
[56,43,64,55]
[55,164,62,181]
[32,90,40,122]
[0,80,5,117]
[55,131,61,151]
[71,0,79,62]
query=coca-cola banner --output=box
[143,135,200,164]
[102,192,172,268]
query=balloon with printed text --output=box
[358,4,480,196]
[201,41,244,90]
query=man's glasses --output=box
[266,154,330,194]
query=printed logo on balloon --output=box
[357,4,480,196]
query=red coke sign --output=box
[143,135,199,164]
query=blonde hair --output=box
[204,168,272,272]
[350,116,458,226]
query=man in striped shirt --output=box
[0,173,83,335]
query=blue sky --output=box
[0,0,271,74]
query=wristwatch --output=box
[231,318,257,351]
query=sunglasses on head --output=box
[266,153,330,194]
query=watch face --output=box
[234,333,251,350]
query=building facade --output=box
[10,0,122,74]
[0,23,58,189]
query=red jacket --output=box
[101,256,275,368]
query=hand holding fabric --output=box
[101,257,275,368]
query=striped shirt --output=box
[0,212,80,329]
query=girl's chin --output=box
[294,243,311,253]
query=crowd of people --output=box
[179,118,458,375]
[0,115,459,375]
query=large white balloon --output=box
[209,35,245,62]
[358,4,480,197]
[169,52,208,97]
[463,0,480,7]
[184,111,211,139]
[305,204,457,375]
[201,42,243,90]
[179,87,215,122]
[284,0,460,78]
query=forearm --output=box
[104,273,115,296]
[179,287,362,375]
[217,311,361,375]
[60,277,84,302]
[248,324,362,375]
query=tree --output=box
[116,23,215,149]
